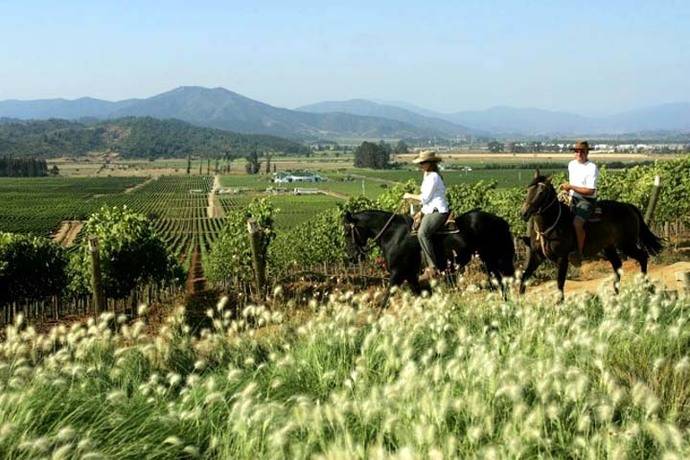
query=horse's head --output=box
[521,169,557,221]
[342,211,369,264]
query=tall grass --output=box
[0,279,688,458]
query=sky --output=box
[0,0,688,115]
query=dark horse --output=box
[519,172,663,301]
[343,209,515,297]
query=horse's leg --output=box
[556,256,569,303]
[603,246,622,294]
[483,260,503,293]
[407,276,424,296]
[519,248,542,295]
[621,244,648,275]
[380,269,407,309]
[489,264,508,300]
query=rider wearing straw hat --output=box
[403,150,450,281]
[559,140,599,266]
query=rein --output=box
[349,201,406,256]
[532,193,563,259]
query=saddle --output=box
[410,212,460,235]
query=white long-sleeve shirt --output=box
[420,171,449,214]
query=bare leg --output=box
[573,217,586,254]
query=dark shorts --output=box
[571,196,595,221]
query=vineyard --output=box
[0,157,689,458]
[1,156,689,323]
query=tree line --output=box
[0,117,310,158]
[0,156,55,177]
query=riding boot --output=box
[419,266,439,282]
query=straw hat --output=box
[412,150,442,164]
[570,140,591,152]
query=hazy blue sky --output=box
[1,0,688,114]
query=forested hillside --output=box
[0,117,309,157]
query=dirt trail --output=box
[207,175,224,218]
[125,175,157,194]
[185,243,206,294]
[528,260,690,297]
[319,189,349,199]
[348,174,397,185]
[52,221,84,247]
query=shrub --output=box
[69,206,182,299]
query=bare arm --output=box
[560,183,596,196]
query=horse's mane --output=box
[528,175,552,187]
[354,209,412,225]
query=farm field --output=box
[47,152,674,178]
[0,281,688,458]
[0,176,146,235]
[0,176,224,268]
[349,168,561,189]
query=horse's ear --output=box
[544,175,552,185]
[344,211,354,223]
[534,168,540,179]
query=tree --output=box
[354,141,391,169]
[487,141,504,153]
[50,164,60,176]
[394,140,410,154]
[245,149,261,175]
[265,153,272,174]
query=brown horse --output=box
[519,172,663,301]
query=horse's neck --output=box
[534,198,567,232]
[363,213,404,249]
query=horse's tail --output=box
[632,205,664,256]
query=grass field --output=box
[0,281,688,458]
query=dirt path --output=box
[125,175,157,194]
[185,243,206,294]
[319,189,349,199]
[528,260,690,297]
[207,175,224,218]
[52,220,84,247]
[348,174,397,185]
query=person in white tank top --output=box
[559,140,598,266]
[403,150,450,281]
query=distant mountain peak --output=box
[1,87,689,137]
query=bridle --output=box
[528,182,563,259]
[347,222,369,258]
[346,209,400,259]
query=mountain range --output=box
[1,86,688,138]
[299,100,690,136]
[0,87,466,140]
